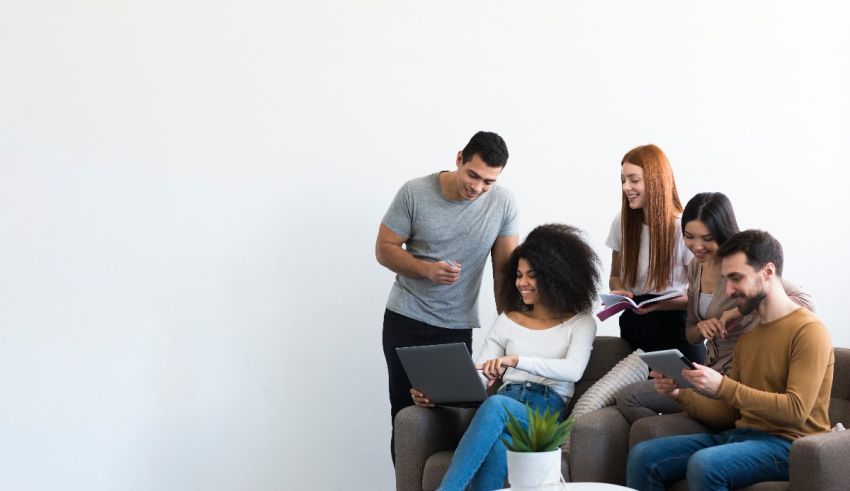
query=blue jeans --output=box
[627,428,792,491]
[437,382,567,491]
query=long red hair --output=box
[620,144,683,292]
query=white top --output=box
[476,312,598,400]
[605,212,692,295]
[698,292,713,319]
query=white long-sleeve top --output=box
[476,312,597,401]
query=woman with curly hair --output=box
[410,223,601,491]
[607,144,704,363]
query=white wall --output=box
[1,1,848,490]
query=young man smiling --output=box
[375,131,519,462]
[627,229,834,490]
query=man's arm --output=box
[673,387,740,430]
[672,365,739,429]
[491,234,518,313]
[375,224,459,284]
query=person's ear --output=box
[762,262,776,281]
[456,151,464,167]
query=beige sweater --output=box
[675,308,833,441]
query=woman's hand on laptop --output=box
[477,355,518,387]
[410,388,435,407]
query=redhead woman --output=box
[606,144,703,362]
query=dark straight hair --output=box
[681,192,740,246]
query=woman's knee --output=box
[478,394,516,419]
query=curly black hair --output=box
[461,131,509,168]
[499,223,601,317]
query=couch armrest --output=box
[394,406,477,491]
[568,406,631,484]
[629,412,710,448]
[789,430,850,491]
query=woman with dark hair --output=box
[606,144,704,362]
[615,192,814,423]
[410,223,600,491]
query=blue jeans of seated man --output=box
[437,382,567,491]
[627,427,792,491]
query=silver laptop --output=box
[396,343,488,407]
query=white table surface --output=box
[497,483,636,490]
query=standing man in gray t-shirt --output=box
[376,131,519,462]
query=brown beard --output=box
[738,291,767,315]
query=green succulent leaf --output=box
[501,403,575,452]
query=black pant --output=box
[382,308,472,463]
[619,295,706,364]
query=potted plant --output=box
[502,404,574,489]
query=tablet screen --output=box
[637,349,695,388]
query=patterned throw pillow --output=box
[570,349,648,418]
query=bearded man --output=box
[626,229,834,491]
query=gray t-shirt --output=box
[382,172,518,329]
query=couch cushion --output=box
[829,348,850,426]
[422,451,454,491]
[562,348,646,481]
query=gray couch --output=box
[393,336,633,491]
[569,346,850,490]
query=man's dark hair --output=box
[499,223,600,317]
[681,192,740,246]
[717,229,784,276]
[461,131,509,168]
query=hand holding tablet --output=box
[638,349,697,388]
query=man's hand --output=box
[476,354,518,387]
[681,362,723,397]
[410,388,434,407]
[650,370,681,398]
[426,261,461,285]
[376,224,462,285]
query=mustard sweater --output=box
[674,308,833,441]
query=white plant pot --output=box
[506,448,562,489]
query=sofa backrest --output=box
[567,336,633,414]
[829,347,850,427]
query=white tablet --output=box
[638,349,696,388]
